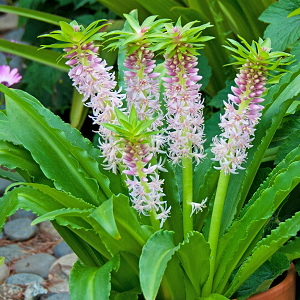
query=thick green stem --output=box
[201,170,230,297]
[182,155,193,239]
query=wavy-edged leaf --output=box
[225,211,300,297]
[258,0,300,51]
[0,111,20,145]
[278,236,300,260]
[52,220,108,267]
[13,87,125,196]
[70,255,119,300]
[221,61,300,233]
[1,87,112,206]
[90,196,121,240]
[0,183,111,265]
[177,231,210,295]
[0,140,52,185]
[140,230,179,300]
[93,194,153,258]
[214,154,300,294]
[0,39,69,72]
[32,207,93,230]
[0,5,70,25]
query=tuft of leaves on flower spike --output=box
[223,36,294,82]
[152,18,214,59]
[102,104,161,143]
[106,14,169,54]
[38,20,108,58]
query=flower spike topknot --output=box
[211,36,294,174]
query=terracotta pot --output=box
[233,263,296,300]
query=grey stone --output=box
[0,178,13,195]
[7,273,44,285]
[24,282,48,300]
[40,221,62,239]
[0,244,28,263]
[11,209,37,220]
[42,293,70,300]
[48,282,69,293]
[0,262,9,284]
[15,253,57,279]
[0,284,24,299]
[48,253,77,283]
[53,241,73,258]
[0,230,4,239]
[3,217,38,241]
[5,27,25,42]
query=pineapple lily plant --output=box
[0,12,300,300]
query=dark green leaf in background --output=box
[259,0,300,51]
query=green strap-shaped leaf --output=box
[0,39,69,72]
[0,5,70,25]
[90,196,121,240]
[177,231,210,295]
[69,255,119,300]
[21,183,96,210]
[225,211,300,297]
[196,294,229,300]
[0,111,20,145]
[32,208,93,230]
[0,185,111,265]
[278,236,300,261]
[214,155,300,294]
[0,140,52,185]
[52,220,107,267]
[90,194,153,258]
[140,231,180,300]
[1,87,112,206]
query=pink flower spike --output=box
[141,177,148,182]
[0,65,22,87]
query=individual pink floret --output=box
[0,65,22,87]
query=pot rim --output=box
[234,262,296,300]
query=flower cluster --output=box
[211,37,292,174]
[42,21,126,172]
[160,21,213,164]
[102,107,170,227]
